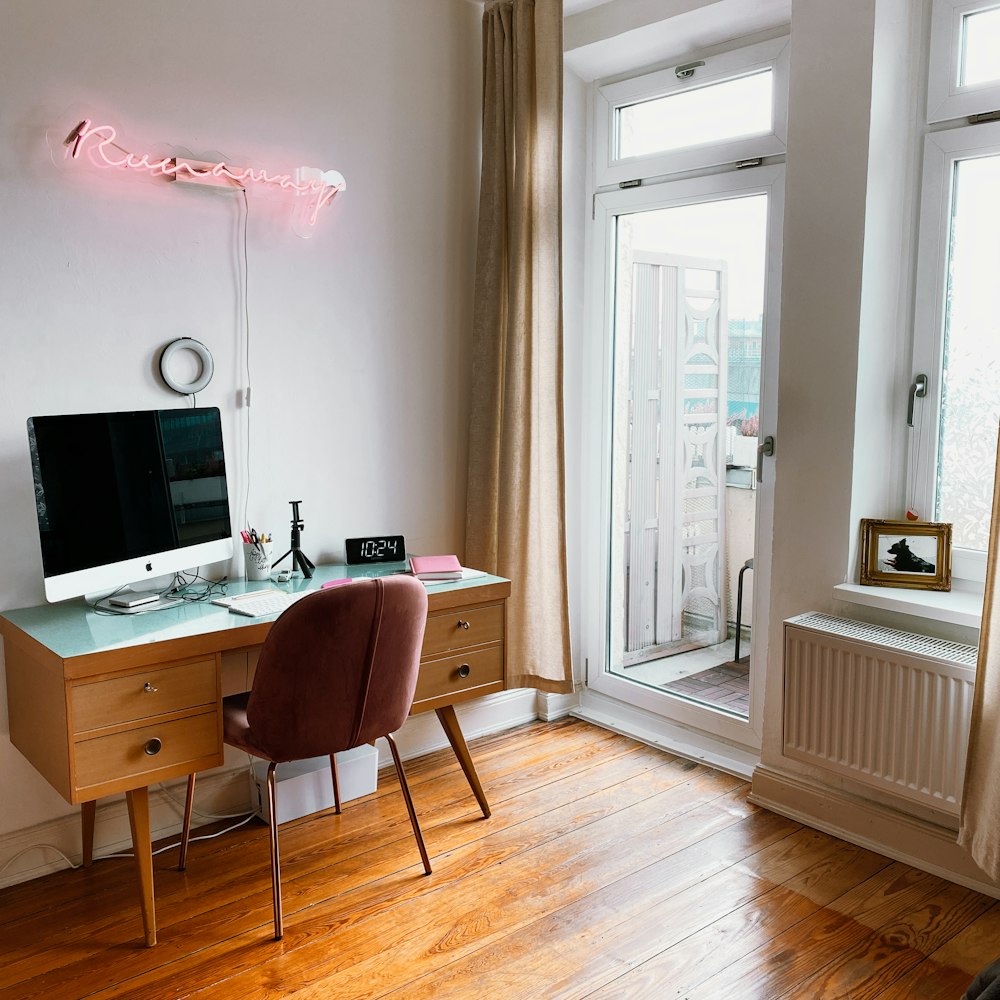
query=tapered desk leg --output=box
[126,787,157,947]
[81,801,96,868]
[434,705,491,818]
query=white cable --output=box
[0,844,80,875]
[98,812,258,862]
[156,780,253,822]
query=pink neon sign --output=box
[63,119,346,228]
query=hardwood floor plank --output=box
[0,720,994,1000]
[107,765,748,999]
[19,738,702,998]
[578,835,893,999]
[775,874,991,999]
[0,723,658,988]
[380,815,809,1000]
[682,863,977,998]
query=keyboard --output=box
[227,591,313,618]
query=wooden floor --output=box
[2,719,998,999]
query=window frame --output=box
[910,119,1000,585]
[928,0,1000,123]
[593,36,789,188]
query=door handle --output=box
[757,435,775,483]
[907,373,928,427]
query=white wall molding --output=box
[536,688,581,722]
[750,764,1000,900]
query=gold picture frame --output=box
[859,519,952,591]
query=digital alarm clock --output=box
[344,535,406,565]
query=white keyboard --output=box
[227,591,313,618]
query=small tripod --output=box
[273,500,315,579]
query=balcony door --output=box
[582,168,783,754]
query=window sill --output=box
[833,581,983,630]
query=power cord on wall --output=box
[240,187,254,535]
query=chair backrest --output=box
[245,576,428,761]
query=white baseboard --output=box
[381,689,538,767]
[0,689,539,890]
[536,687,581,722]
[0,766,253,890]
[573,690,759,779]
[750,764,1000,899]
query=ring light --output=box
[159,338,214,395]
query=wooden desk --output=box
[0,565,510,946]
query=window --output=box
[616,70,774,160]
[928,0,1000,122]
[594,37,789,186]
[911,4,1000,581]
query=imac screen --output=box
[27,407,232,582]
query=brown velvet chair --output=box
[178,575,431,939]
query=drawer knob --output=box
[457,619,471,630]
[457,664,471,678]
[144,738,163,756]
[143,682,158,693]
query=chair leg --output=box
[178,773,196,871]
[385,733,431,876]
[266,762,283,940]
[329,754,342,815]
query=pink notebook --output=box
[409,554,462,577]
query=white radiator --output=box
[783,612,977,817]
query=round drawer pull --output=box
[144,738,163,756]
[457,664,471,678]
[457,619,471,630]
[143,682,158,693]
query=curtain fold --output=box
[959,427,1000,881]
[465,0,572,693]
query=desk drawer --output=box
[422,604,504,659]
[414,644,503,706]
[74,711,219,791]
[72,658,217,735]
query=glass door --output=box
[586,169,783,749]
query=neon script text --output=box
[65,119,346,227]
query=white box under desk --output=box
[252,744,379,825]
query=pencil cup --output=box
[243,541,273,581]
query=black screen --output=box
[27,407,232,578]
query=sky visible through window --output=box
[937,153,1000,549]
[617,71,773,160]
[961,7,1000,87]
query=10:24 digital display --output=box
[345,535,406,564]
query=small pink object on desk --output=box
[409,554,463,580]
[321,578,354,589]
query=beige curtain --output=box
[465,0,572,693]
[959,429,1000,881]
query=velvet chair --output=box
[178,575,431,939]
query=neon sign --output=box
[62,118,346,230]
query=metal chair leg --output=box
[329,754,342,815]
[385,733,431,876]
[178,773,196,871]
[266,762,283,940]
[735,558,754,661]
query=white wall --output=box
[759,0,879,767]
[0,1,482,842]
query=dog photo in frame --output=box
[859,519,952,591]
